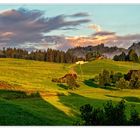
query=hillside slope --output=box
[0,58,70,92]
[74,59,140,77]
[0,58,140,125]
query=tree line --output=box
[1,47,140,64]
[0,48,78,63]
[92,69,140,89]
[113,49,139,63]
[77,100,140,125]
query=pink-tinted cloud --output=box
[88,24,102,32]
[0,8,139,50]
[63,32,140,49]
[0,8,90,48]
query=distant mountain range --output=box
[67,42,140,59]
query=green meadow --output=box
[0,58,140,125]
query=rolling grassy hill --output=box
[0,58,140,125]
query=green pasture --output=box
[0,58,140,125]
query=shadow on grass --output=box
[84,79,117,91]
[57,83,68,90]
[84,79,100,88]
[105,94,140,103]
[123,96,140,103]
[0,89,40,100]
[105,95,121,99]
[59,92,107,115]
[0,89,73,125]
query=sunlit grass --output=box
[0,58,70,92]
[0,58,140,125]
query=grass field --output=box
[0,58,140,125]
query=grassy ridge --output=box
[74,59,140,77]
[0,58,70,92]
[0,58,140,125]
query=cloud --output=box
[37,33,140,51]
[0,8,90,48]
[65,33,140,49]
[66,36,95,47]
[43,35,73,51]
[0,8,139,50]
[70,12,90,18]
[105,34,140,48]
[93,31,116,36]
[88,24,102,32]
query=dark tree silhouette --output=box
[78,100,140,126]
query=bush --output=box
[110,72,124,84]
[80,104,105,125]
[104,100,127,125]
[52,73,79,89]
[78,100,139,126]
[99,69,110,87]
[129,106,140,125]
[66,75,79,89]
[129,72,140,89]
[93,70,140,89]
[80,104,93,125]
[116,78,129,89]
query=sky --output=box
[0,4,140,50]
